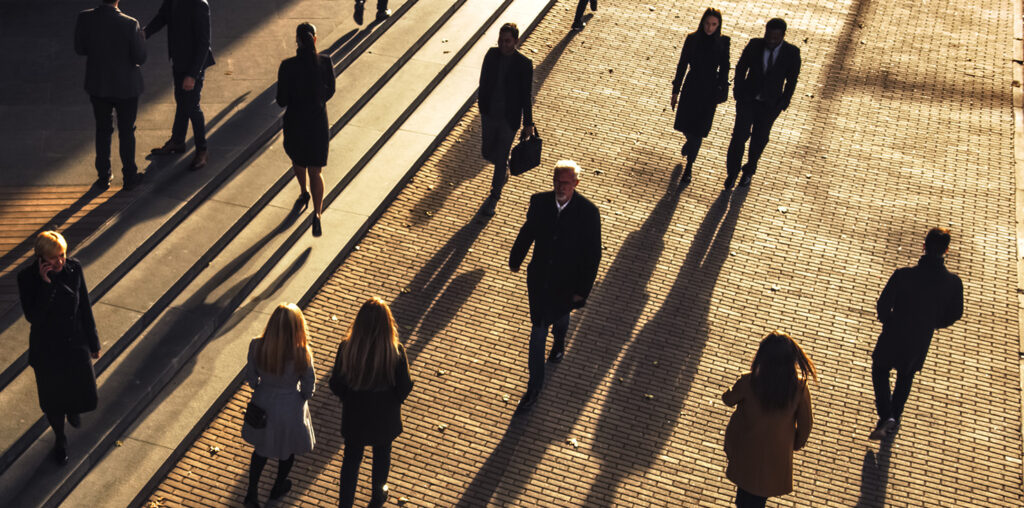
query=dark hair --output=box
[749,331,816,410]
[766,17,787,33]
[925,227,951,255]
[499,22,520,41]
[696,7,723,37]
[295,23,321,100]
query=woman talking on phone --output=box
[16,231,101,465]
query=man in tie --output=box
[509,160,602,414]
[725,18,800,189]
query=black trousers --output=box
[339,441,392,508]
[481,115,515,197]
[90,95,139,177]
[171,71,207,149]
[726,99,780,178]
[735,487,768,508]
[573,0,596,23]
[872,354,917,423]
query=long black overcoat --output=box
[478,47,534,130]
[509,191,602,325]
[873,254,963,372]
[277,52,336,167]
[329,344,414,446]
[672,31,730,137]
[17,258,100,415]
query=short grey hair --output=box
[554,160,583,180]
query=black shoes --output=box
[548,348,564,364]
[738,174,752,187]
[571,21,585,31]
[151,141,186,155]
[95,173,113,189]
[481,195,498,217]
[368,484,389,508]
[123,172,144,191]
[53,439,68,466]
[190,148,209,171]
[354,2,364,24]
[723,175,736,190]
[67,413,81,428]
[590,0,597,10]
[869,418,898,441]
[312,215,322,237]
[269,478,292,500]
[680,168,692,185]
[243,494,261,508]
[376,9,391,22]
[515,390,538,415]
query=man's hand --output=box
[182,76,196,91]
[670,92,678,110]
[91,350,100,360]
[510,265,520,273]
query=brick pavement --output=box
[147,0,1022,506]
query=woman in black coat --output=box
[16,231,100,465]
[330,297,413,508]
[671,8,730,184]
[277,22,336,237]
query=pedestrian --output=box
[354,0,391,25]
[723,331,816,508]
[330,297,414,508]
[144,0,215,171]
[725,18,800,189]
[277,22,337,237]
[241,303,317,508]
[571,0,597,31]
[478,22,536,217]
[16,231,101,465]
[509,160,602,414]
[869,227,963,440]
[74,0,147,190]
[670,7,730,185]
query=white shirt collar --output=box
[555,194,572,213]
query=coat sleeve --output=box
[275,61,288,108]
[131,21,147,65]
[936,275,964,329]
[74,12,88,56]
[18,266,56,326]
[577,203,602,300]
[328,345,348,400]
[670,35,691,95]
[75,266,100,353]
[520,57,534,127]
[793,382,813,451]
[244,340,260,389]
[188,0,212,78]
[393,346,414,403]
[299,360,316,400]
[732,40,754,101]
[478,49,493,116]
[322,56,336,102]
[721,374,746,407]
[509,197,537,271]
[779,45,800,111]
[876,270,899,325]
[143,0,168,39]
[716,37,731,96]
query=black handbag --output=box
[244,400,267,429]
[509,128,542,176]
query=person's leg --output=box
[293,165,309,195]
[489,122,515,199]
[170,73,190,145]
[871,357,893,423]
[684,135,703,179]
[90,96,114,178]
[270,454,294,499]
[550,312,570,357]
[735,487,767,508]
[114,97,140,179]
[188,73,208,151]
[46,410,67,447]
[725,101,755,183]
[246,451,268,502]
[743,103,780,176]
[890,367,918,422]
[369,443,392,504]
[526,321,550,394]
[339,442,365,508]
[573,0,588,26]
[307,167,325,217]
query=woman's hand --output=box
[38,260,54,283]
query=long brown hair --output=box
[256,303,314,375]
[337,297,401,390]
[749,331,816,410]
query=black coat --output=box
[144,0,215,77]
[74,4,147,99]
[732,38,800,111]
[17,258,100,414]
[277,52,336,167]
[873,254,964,372]
[672,31,730,137]
[329,344,414,446]
[478,47,534,130]
[510,191,602,324]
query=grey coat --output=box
[241,339,316,459]
[74,4,146,98]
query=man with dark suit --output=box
[479,22,536,217]
[145,0,215,170]
[869,227,963,441]
[725,18,800,189]
[509,160,602,414]
[74,0,147,190]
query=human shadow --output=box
[855,440,892,508]
[581,189,747,505]
[455,168,684,507]
[408,27,581,225]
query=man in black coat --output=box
[479,22,536,216]
[869,227,964,440]
[74,0,147,190]
[725,18,800,189]
[509,161,602,414]
[145,0,215,170]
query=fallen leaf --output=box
[778,206,788,213]
[567,438,579,449]
[208,445,221,456]
[502,394,510,403]
[398,497,410,506]
[643,393,654,400]
[437,369,447,376]
[437,423,448,432]
[115,440,124,447]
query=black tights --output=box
[683,136,704,170]
[339,442,392,508]
[45,411,67,447]
[247,451,294,499]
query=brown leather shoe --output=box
[150,141,186,155]
[190,148,208,170]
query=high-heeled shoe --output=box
[312,216,322,237]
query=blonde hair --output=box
[256,303,314,375]
[554,160,583,180]
[35,231,67,258]
[338,297,401,390]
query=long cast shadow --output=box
[581,189,747,505]
[855,440,892,508]
[455,168,684,506]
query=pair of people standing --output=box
[671,12,801,190]
[241,298,412,508]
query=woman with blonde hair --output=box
[330,297,414,508]
[17,231,100,465]
[242,303,316,508]
[722,331,816,508]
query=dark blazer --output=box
[329,344,414,446]
[17,258,100,414]
[873,254,963,372]
[732,38,800,111]
[277,52,336,167]
[510,191,602,324]
[672,31,730,137]
[478,47,534,130]
[144,0,215,77]
[74,4,146,98]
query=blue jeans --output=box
[527,313,569,393]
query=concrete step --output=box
[0,0,557,505]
